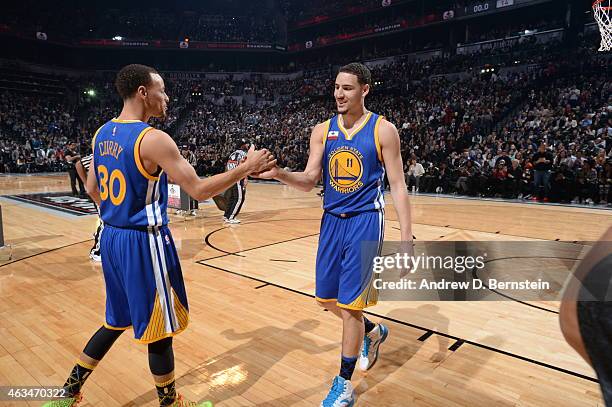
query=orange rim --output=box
[593,0,612,10]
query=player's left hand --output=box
[244,145,277,174]
[252,166,279,179]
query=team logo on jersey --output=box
[328,146,364,193]
[327,130,339,140]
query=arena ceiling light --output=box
[112,36,123,41]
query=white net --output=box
[594,0,612,51]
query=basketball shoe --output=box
[358,323,389,371]
[41,393,213,407]
[171,394,214,406]
[320,376,354,407]
[41,393,82,407]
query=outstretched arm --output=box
[379,120,413,243]
[257,121,326,192]
[139,130,275,201]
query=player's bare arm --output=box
[257,121,326,191]
[85,157,101,205]
[140,129,275,200]
[379,119,413,243]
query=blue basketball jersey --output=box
[92,119,168,228]
[322,112,385,215]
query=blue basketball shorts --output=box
[100,224,189,343]
[315,210,384,310]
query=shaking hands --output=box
[243,145,277,176]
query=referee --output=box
[65,142,85,196]
[76,153,103,262]
[223,141,249,224]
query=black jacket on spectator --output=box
[532,152,554,171]
[65,148,78,169]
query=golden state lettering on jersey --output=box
[322,112,386,215]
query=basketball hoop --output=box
[593,0,612,51]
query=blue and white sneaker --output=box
[320,376,354,407]
[358,323,389,371]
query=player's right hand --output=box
[398,240,415,279]
[244,145,276,174]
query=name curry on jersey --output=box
[98,139,124,160]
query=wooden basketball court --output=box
[1,174,610,406]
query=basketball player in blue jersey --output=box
[258,62,413,406]
[43,64,275,407]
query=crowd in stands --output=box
[1,33,609,206]
[382,36,611,205]
[171,51,610,207]
[464,19,563,43]
[179,97,330,177]
[0,91,86,173]
[2,0,279,44]
[2,0,561,48]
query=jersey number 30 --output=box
[98,165,126,205]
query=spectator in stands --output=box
[455,160,476,196]
[600,161,612,206]
[532,143,553,202]
[492,161,509,198]
[436,162,451,193]
[507,159,523,199]
[495,149,513,169]
[406,158,425,192]
[576,161,599,205]
[420,164,438,193]
[550,163,574,203]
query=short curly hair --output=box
[338,62,372,86]
[115,64,159,100]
